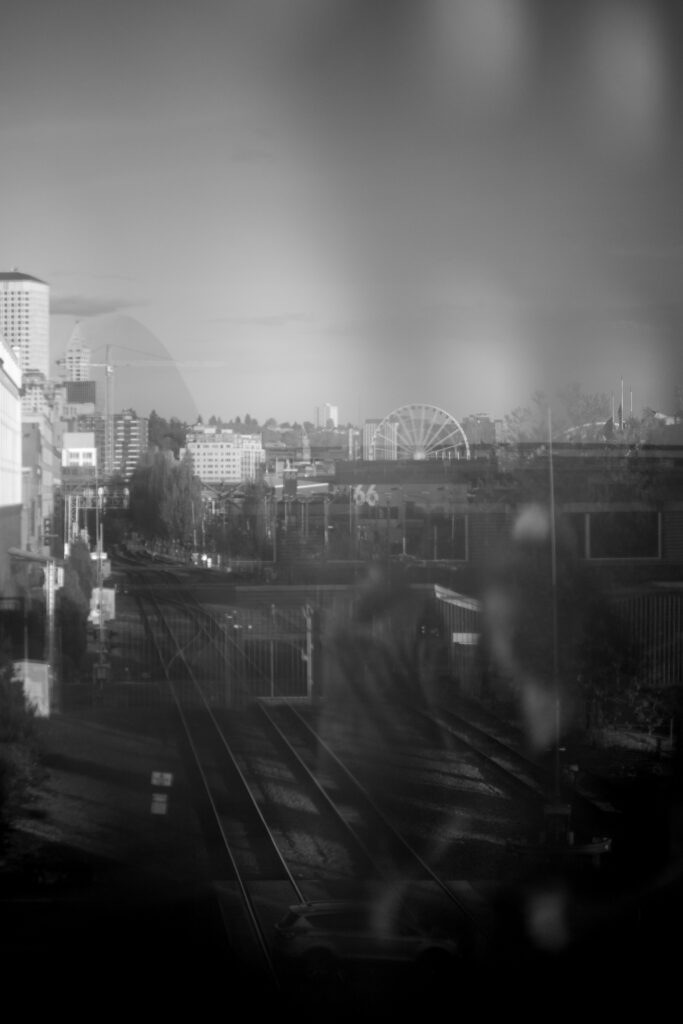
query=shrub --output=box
[0,660,44,842]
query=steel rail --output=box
[132,575,302,987]
[271,700,482,934]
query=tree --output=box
[66,539,95,608]
[57,539,97,673]
[148,411,186,456]
[557,382,610,433]
[129,449,202,549]
[0,654,43,842]
[503,390,551,443]
[159,452,201,546]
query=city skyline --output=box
[3,3,683,426]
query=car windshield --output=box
[3,6,683,1018]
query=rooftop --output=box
[0,270,48,285]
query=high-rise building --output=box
[0,270,50,377]
[363,418,398,460]
[363,419,381,459]
[113,408,149,480]
[316,403,339,429]
[63,321,91,381]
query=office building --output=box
[363,418,398,460]
[113,408,148,480]
[316,403,339,429]
[0,335,22,592]
[63,321,91,381]
[184,424,265,483]
[0,270,50,378]
[61,432,97,472]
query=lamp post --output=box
[548,409,561,804]
[95,486,108,697]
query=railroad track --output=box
[127,571,520,997]
[116,558,635,1009]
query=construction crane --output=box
[57,344,233,476]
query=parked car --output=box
[272,897,461,982]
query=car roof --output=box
[289,900,369,913]
[286,898,417,918]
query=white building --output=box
[21,369,52,417]
[23,411,59,554]
[363,418,398,460]
[184,424,264,483]
[316,403,339,428]
[113,408,148,480]
[0,335,23,593]
[0,334,22,507]
[61,432,97,470]
[0,270,50,378]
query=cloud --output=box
[50,294,145,317]
[206,312,313,327]
[49,270,139,282]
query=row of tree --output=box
[502,383,680,443]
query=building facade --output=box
[61,431,98,471]
[184,424,265,483]
[316,403,339,429]
[0,271,50,378]
[363,418,398,460]
[63,321,91,381]
[113,408,148,480]
[0,335,22,595]
[22,412,59,555]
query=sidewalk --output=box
[0,703,230,998]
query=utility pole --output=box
[303,603,318,700]
[44,558,57,710]
[543,405,572,848]
[93,489,108,700]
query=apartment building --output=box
[113,408,149,480]
[184,424,265,483]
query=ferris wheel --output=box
[370,404,470,461]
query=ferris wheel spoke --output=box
[401,405,419,449]
[422,409,449,452]
[423,405,444,451]
[427,421,460,454]
[395,419,417,452]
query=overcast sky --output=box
[2,0,682,425]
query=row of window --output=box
[315,508,663,561]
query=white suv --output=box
[272,898,461,982]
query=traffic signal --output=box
[104,629,120,657]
